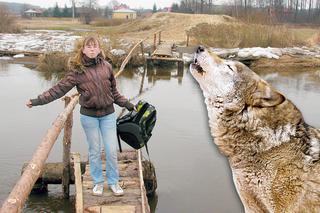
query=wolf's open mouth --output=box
[193,58,205,74]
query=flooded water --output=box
[1,60,320,212]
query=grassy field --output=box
[17,17,92,31]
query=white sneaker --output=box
[92,183,104,196]
[110,183,124,196]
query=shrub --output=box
[37,52,69,80]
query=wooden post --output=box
[72,152,83,213]
[62,96,73,199]
[186,34,190,47]
[0,95,79,213]
[178,61,184,74]
[158,31,161,45]
[140,42,144,57]
[153,33,157,52]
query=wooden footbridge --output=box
[146,31,184,73]
[0,43,157,212]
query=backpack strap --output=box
[117,131,123,153]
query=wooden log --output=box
[62,96,73,199]
[73,152,83,213]
[0,95,79,213]
[21,162,86,185]
[0,50,42,57]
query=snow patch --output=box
[13,54,24,58]
[0,56,12,60]
[0,30,81,53]
[110,49,126,56]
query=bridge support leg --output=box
[62,97,73,199]
[178,61,184,74]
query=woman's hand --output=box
[26,100,33,108]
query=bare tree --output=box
[79,0,98,24]
[0,6,21,33]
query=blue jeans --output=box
[80,112,119,185]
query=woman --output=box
[26,36,135,196]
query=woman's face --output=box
[82,41,101,58]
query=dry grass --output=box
[92,18,131,27]
[17,17,90,31]
[188,23,305,48]
[289,27,320,45]
[100,12,237,45]
[309,32,320,45]
[0,6,21,33]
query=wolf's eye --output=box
[227,65,234,72]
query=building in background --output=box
[112,9,137,19]
[24,9,43,17]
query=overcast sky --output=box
[1,0,180,9]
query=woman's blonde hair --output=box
[68,35,106,72]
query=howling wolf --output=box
[190,46,320,213]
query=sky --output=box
[1,0,180,9]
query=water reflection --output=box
[146,66,184,85]
[0,60,9,75]
[36,70,65,83]
[25,186,75,213]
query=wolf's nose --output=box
[196,46,205,53]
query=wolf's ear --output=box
[249,80,285,107]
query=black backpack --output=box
[116,100,157,152]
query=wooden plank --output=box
[81,150,149,212]
[138,150,149,213]
[72,152,83,213]
[147,56,183,62]
[101,205,136,213]
[176,46,197,54]
[85,206,100,213]
[152,44,172,57]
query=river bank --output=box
[1,30,320,71]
